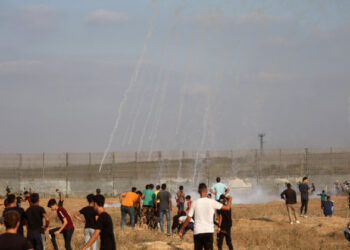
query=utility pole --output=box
[258,133,265,155]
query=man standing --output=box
[217,195,233,250]
[47,199,74,250]
[56,189,65,207]
[119,187,139,230]
[175,186,186,213]
[210,177,230,201]
[179,183,232,250]
[26,193,50,250]
[0,211,33,250]
[141,184,156,228]
[157,183,172,235]
[74,194,98,250]
[299,177,310,218]
[317,190,327,209]
[82,194,116,250]
[281,183,300,225]
[2,194,27,237]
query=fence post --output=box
[18,153,22,192]
[279,148,282,177]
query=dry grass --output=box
[1,196,350,249]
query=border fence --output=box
[0,147,350,196]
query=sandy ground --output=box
[1,196,350,249]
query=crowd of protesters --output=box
[2,175,350,249]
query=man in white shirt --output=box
[178,183,232,250]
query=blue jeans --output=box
[179,202,185,211]
[27,231,44,250]
[121,205,135,229]
[159,209,171,233]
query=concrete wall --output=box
[0,148,350,196]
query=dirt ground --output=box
[1,196,350,249]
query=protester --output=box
[281,183,300,225]
[317,190,327,209]
[141,184,156,228]
[299,177,310,218]
[119,187,139,230]
[96,189,101,195]
[82,194,116,250]
[0,210,33,250]
[74,194,98,250]
[311,183,316,194]
[178,183,232,250]
[217,194,233,250]
[175,186,186,213]
[157,183,172,235]
[47,199,74,250]
[155,185,161,213]
[323,196,334,217]
[210,177,230,201]
[56,189,65,207]
[17,194,24,208]
[2,194,27,236]
[24,191,33,207]
[178,211,194,237]
[134,191,142,225]
[25,193,50,250]
[185,195,192,212]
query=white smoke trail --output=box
[99,8,158,172]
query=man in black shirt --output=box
[2,194,27,236]
[74,194,98,250]
[82,195,116,250]
[0,210,33,250]
[26,193,50,250]
[298,177,310,218]
[217,195,233,250]
[281,183,300,224]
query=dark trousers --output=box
[194,233,213,250]
[27,231,44,250]
[217,228,233,250]
[345,231,350,242]
[300,199,308,214]
[49,227,74,250]
[58,200,64,207]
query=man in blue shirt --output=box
[210,177,230,201]
[323,196,334,217]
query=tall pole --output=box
[258,133,265,157]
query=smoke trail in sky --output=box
[99,7,158,172]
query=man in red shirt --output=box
[47,199,74,250]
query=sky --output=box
[0,0,350,153]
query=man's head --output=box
[216,177,221,183]
[24,191,30,197]
[303,177,308,183]
[131,187,137,192]
[93,194,105,211]
[322,190,325,194]
[185,195,191,201]
[179,186,183,191]
[30,193,39,204]
[161,183,166,190]
[6,194,16,206]
[56,189,60,193]
[198,183,208,196]
[149,184,154,190]
[136,191,142,196]
[219,194,226,204]
[4,210,20,231]
[96,188,101,195]
[86,194,94,204]
[156,185,160,190]
[287,183,292,189]
[146,185,149,190]
[47,199,58,211]
[326,196,331,201]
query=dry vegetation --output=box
[1,196,350,249]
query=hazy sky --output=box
[1,0,350,153]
